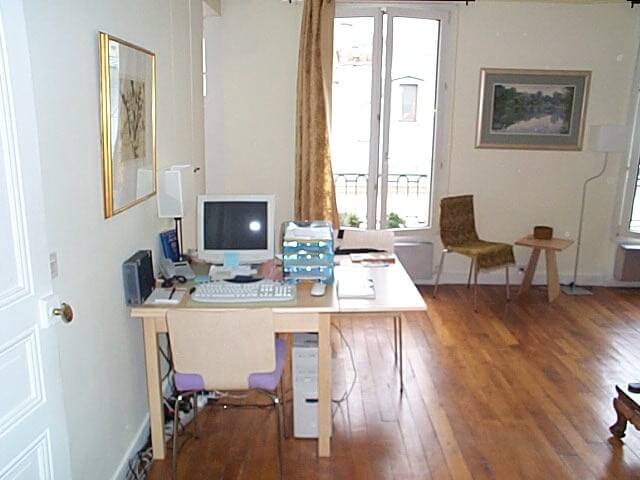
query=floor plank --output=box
[147,285,640,479]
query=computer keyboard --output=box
[191,280,296,303]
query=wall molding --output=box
[110,414,150,480]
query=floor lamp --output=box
[561,125,627,296]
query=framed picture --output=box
[476,68,591,151]
[99,32,156,218]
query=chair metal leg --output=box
[274,397,284,480]
[192,392,200,439]
[393,316,398,365]
[172,395,183,479]
[433,250,447,298]
[399,315,404,395]
[505,266,510,301]
[474,264,479,312]
[277,380,289,439]
[467,257,475,288]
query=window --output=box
[622,148,640,234]
[331,6,451,230]
[202,36,207,97]
[629,164,640,233]
[400,84,418,122]
[619,62,640,236]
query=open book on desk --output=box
[337,266,375,299]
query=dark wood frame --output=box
[610,386,640,438]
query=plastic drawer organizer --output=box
[282,221,334,285]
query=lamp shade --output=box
[157,165,194,219]
[589,125,627,153]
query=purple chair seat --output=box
[174,338,286,393]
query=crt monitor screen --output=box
[202,201,268,251]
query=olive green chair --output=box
[433,195,515,311]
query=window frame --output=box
[616,49,640,239]
[333,3,456,232]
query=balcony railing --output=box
[333,172,431,228]
[333,173,430,195]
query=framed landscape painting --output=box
[476,68,591,150]
[99,32,156,218]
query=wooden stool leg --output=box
[518,248,540,297]
[545,249,560,302]
[467,257,475,288]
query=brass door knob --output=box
[52,303,74,323]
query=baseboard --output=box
[110,414,150,480]
[111,356,173,480]
[422,270,610,287]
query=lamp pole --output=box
[563,154,610,295]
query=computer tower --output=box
[122,250,154,305]
[292,333,319,438]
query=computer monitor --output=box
[197,194,275,264]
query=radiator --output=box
[614,244,640,281]
[394,241,433,284]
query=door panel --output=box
[0,328,44,436]
[0,432,53,480]
[0,1,71,478]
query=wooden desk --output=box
[516,235,574,302]
[130,260,426,461]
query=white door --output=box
[0,1,72,479]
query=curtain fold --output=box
[294,0,340,229]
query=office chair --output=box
[433,195,514,311]
[167,309,286,479]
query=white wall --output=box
[22,1,204,478]
[448,2,639,284]
[204,0,301,231]
[205,0,640,284]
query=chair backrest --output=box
[338,229,395,253]
[439,195,480,247]
[167,309,275,391]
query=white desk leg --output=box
[318,314,332,457]
[143,317,166,460]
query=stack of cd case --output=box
[282,221,334,284]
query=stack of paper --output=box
[337,267,376,299]
[349,252,395,264]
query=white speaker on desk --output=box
[157,165,195,260]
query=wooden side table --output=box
[610,386,640,439]
[515,235,574,302]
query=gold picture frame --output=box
[99,32,156,218]
[476,68,591,151]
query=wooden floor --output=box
[148,285,640,479]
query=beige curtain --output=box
[294,0,340,229]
